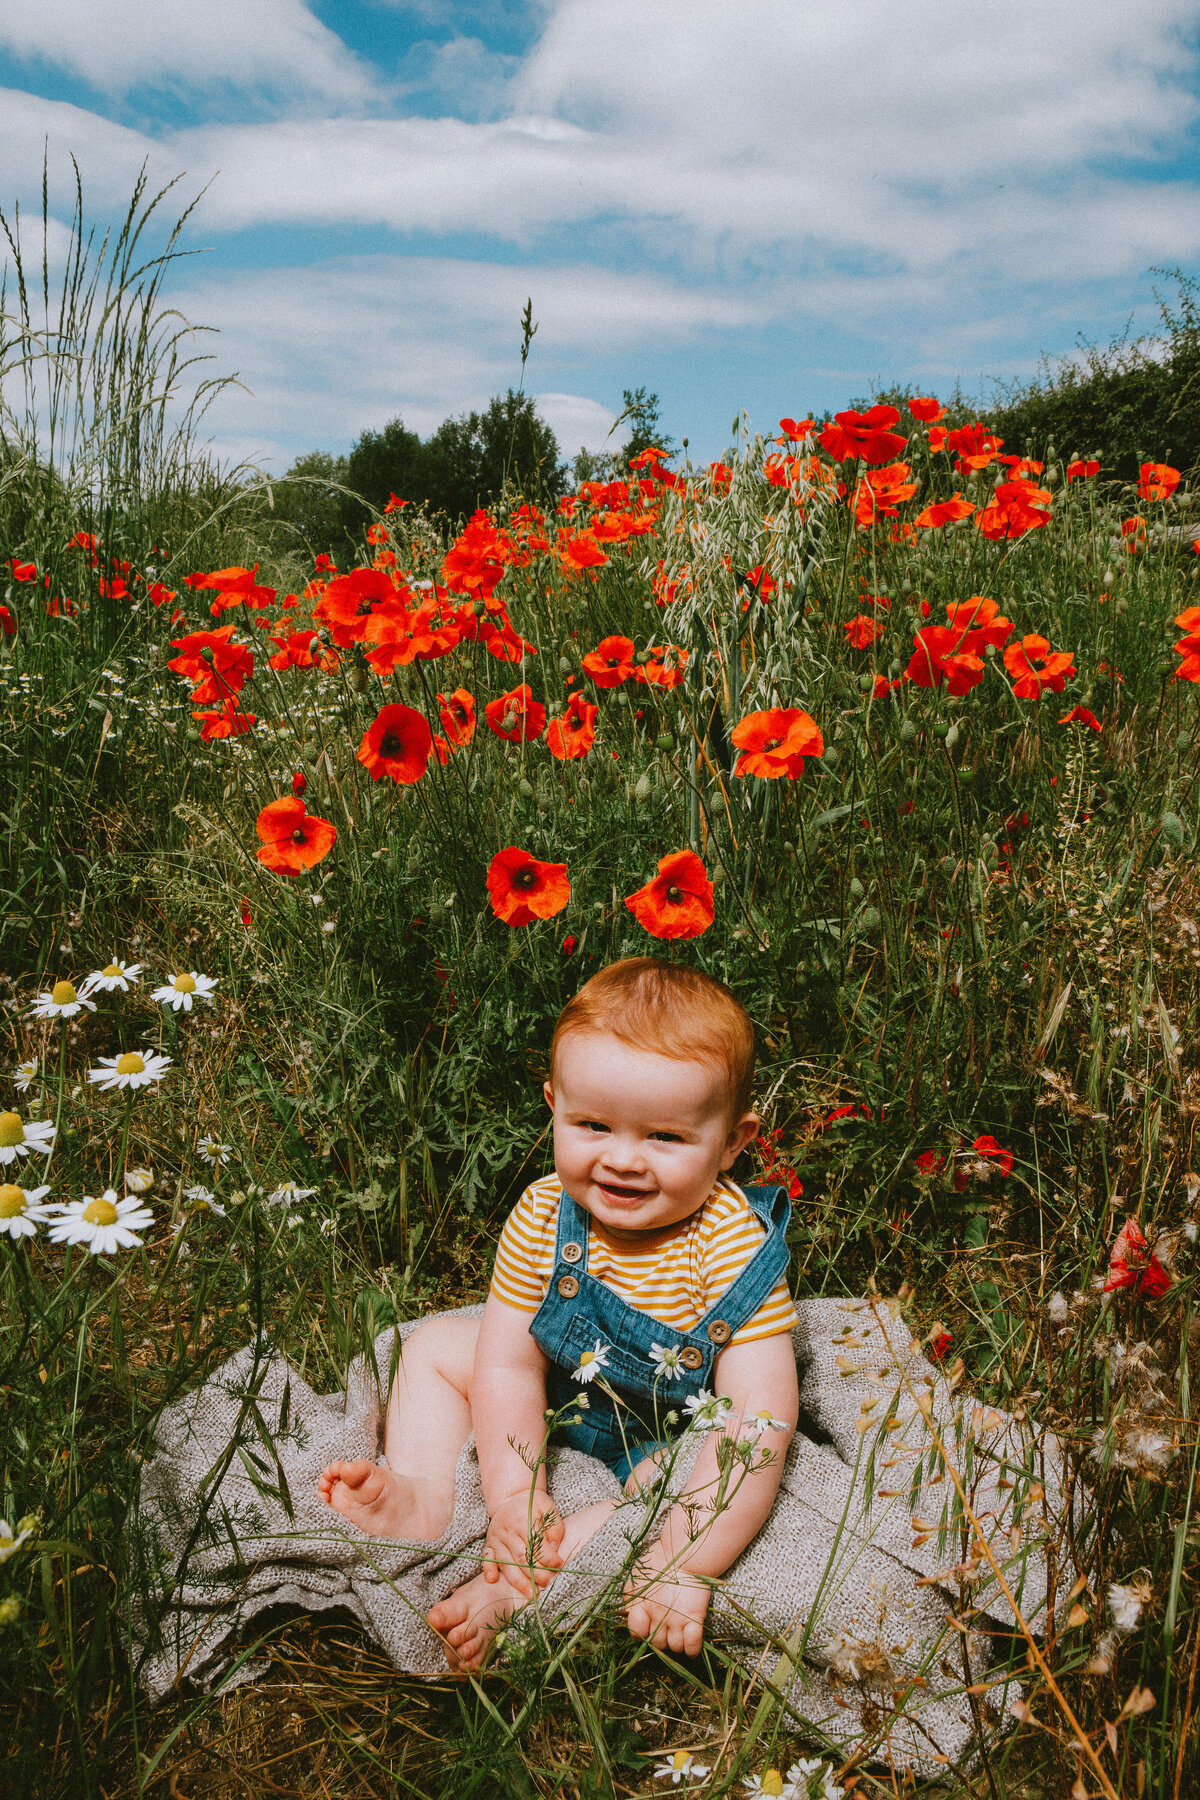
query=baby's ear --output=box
[721,1110,760,1165]
[543,1080,556,1111]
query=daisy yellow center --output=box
[172,975,196,994]
[579,1350,596,1367]
[116,1053,145,1075]
[82,1197,119,1226]
[0,1184,27,1217]
[51,980,77,1005]
[762,1773,784,1796]
[672,1752,690,1771]
[0,1113,25,1148]
[102,964,123,978]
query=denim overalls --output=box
[529,1182,791,1476]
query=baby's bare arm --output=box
[472,1294,564,1591]
[625,1333,798,1649]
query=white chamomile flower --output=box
[653,1750,710,1785]
[31,979,97,1021]
[573,1340,611,1383]
[14,1059,37,1093]
[86,1050,172,1092]
[0,1111,56,1165]
[48,1190,154,1255]
[0,1181,53,1240]
[746,1408,790,1437]
[125,1166,155,1193]
[266,1180,316,1206]
[81,960,143,996]
[0,1517,37,1564]
[742,1771,788,1798]
[197,1135,233,1167]
[650,1342,686,1380]
[786,1759,839,1800]
[151,971,218,1012]
[683,1390,732,1432]
[183,1185,226,1216]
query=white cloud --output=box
[531,392,618,455]
[0,0,373,102]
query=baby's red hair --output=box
[550,957,755,1119]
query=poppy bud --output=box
[292,770,307,795]
[200,645,215,661]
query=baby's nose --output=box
[603,1136,647,1171]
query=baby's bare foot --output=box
[317,1459,449,1540]
[428,1568,527,1671]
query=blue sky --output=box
[2,0,1199,473]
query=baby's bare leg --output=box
[319,1315,478,1540]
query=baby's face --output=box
[544,1030,758,1241]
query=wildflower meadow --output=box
[4,178,1200,1800]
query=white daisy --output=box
[0,1111,56,1165]
[683,1391,732,1432]
[786,1762,839,1800]
[742,1772,787,1798]
[14,1059,37,1093]
[650,1342,687,1380]
[151,971,218,1012]
[746,1408,791,1437]
[573,1340,611,1383]
[0,1517,36,1564]
[197,1135,233,1166]
[31,979,97,1021]
[81,960,143,996]
[183,1185,226,1216]
[125,1166,155,1193]
[266,1179,316,1206]
[653,1750,710,1785]
[0,1181,53,1240]
[86,1050,172,1092]
[48,1190,154,1255]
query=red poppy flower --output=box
[779,417,815,441]
[357,703,433,784]
[870,672,905,699]
[1066,459,1100,482]
[635,644,689,687]
[914,496,976,529]
[269,629,340,672]
[555,528,609,575]
[168,626,254,703]
[1137,461,1180,501]
[731,708,824,779]
[906,627,985,695]
[255,795,337,876]
[291,770,307,795]
[977,478,1053,539]
[437,687,476,746]
[625,849,714,940]
[186,563,277,612]
[843,613,886,650]
[927,427,948,452]
[1003,635,1075,698]
[312,567,399,645]
[486,847,570,926]
[1122,516,1147,552]
[928,1329,952,1360]
[820,406,906,466]
[972,1134,1013,1176]
[944,596,1013,649]
[582,635,636,687]
[146,580,178,607]
[914,1149,944,1175]
[909,396,947,423]
[0,605,15,637]
[546,693,598,759]
[946,423,1003,471]
[9,559,37,581]
[484,683,546,743]
[1103,1217,1171,1299]
[193,700,256,741]
[240,897,252,927]
[1059,705,1102,732]
[852,461,918,526]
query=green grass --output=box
[3,175,1200,1800]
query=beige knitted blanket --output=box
[129,1298,1082,1778]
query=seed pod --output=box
[1161,811,1185,849]
[944,723,960,750]
[859,906,881,930]
[822,746,839,768]
[655,733,675,751]
[849,877,864,899]
[899,717,916,742]
[634,772,652,803]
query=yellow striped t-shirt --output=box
[489,1173,797,1346]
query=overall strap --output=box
[695,1181,792,1340]
[553,1187,590,1272]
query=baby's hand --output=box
[624,1545,712,1658]
[483,1488,564,1597]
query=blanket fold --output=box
[130,1296,1081,1777]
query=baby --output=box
[318,956,799,1668]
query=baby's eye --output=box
[580,1120,610,1133]
[650,1131,682,1143]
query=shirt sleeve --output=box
[488,1182,555,1312]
